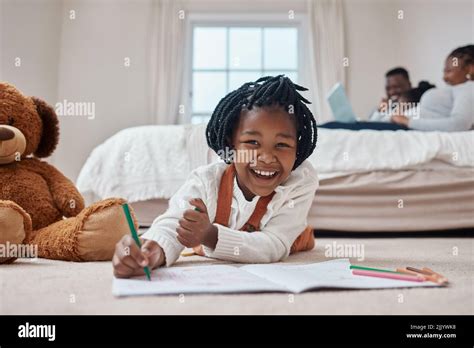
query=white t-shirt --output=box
[142,160,319,266]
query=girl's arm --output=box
[140,168,207,267]
[203,180,318,264]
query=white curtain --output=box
[148,0,187,124]
[307,0,346,123]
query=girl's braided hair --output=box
[205,75,317,170]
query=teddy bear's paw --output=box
[0,201,33,264]
[28,198,135,262]
[75,198,136,261]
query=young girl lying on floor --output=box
[113,76,319,277]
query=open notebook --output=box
[113,259,442,297]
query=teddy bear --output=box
[0,82,136,264]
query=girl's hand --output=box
[177,198,218,248]
[113,236,165,278]
[390,115,409,126]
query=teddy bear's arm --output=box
[32,159,85,217]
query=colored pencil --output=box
[122,203,151,281]
[406,266,448,284]
[350,265,401,274]
[396,268,446,284]
[407,266,431,275]
[352,269,425,282]
[423,267,448,282]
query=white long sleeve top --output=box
[141,160,319,266]
[409,81,473,131]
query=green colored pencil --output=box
[122,203,151,281]
[350,265,401,274]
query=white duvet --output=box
[76,124,474,203]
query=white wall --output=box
[1,0,473,182]
[54,0,153,180]
[0,0,62,104]
[343,0,400,118]
[396,0,473,88]
[344,0,473,118]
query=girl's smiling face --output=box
[229,106,298,201]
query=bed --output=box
[77,124,474,232]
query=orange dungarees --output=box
[193,163,314,256]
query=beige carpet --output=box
[1,236,472,315]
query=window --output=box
[190,25,299,124]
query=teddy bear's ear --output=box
[31,97,59,158]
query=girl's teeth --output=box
[252,169,276,177]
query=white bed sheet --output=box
[77,124,474,204]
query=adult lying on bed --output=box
[320,67,413,131]
[320,45,474,132]
[370,67,413,121]
[390,45,473,131]
[320,82,434,131]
